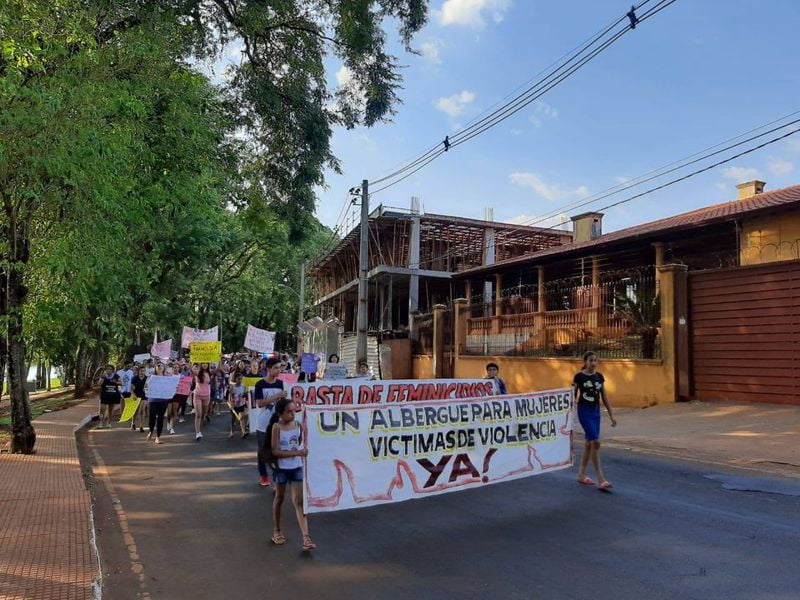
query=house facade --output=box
[413,181,800,406]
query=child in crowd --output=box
[228,373,248,438]
[485,362,507,395]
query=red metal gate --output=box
[689,260,800,404]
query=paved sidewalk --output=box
[606,400,800,478]
[0,398,99,600]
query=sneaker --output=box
[146,431,152,440]
[195,432,203,441]
[130,423,136,431]
[169,427,176,435]
[259,475,270,487]
[139,427,144,433]
[178,417,185,423]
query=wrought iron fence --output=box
[460,275,660,359]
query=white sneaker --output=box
[146,431,152,440]
[195,432,203,441]
[178,417,185,423]
[169,427,176,435]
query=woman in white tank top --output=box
[269,399,315,551]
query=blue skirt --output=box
[578,404,601,441]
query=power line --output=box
[368,0,679,194]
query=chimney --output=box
[736,180,766,199]
[570,212,603,243]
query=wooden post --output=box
[432,304,446,378]
[453,298,467,365]
[590,256,601,328]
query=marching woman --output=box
[573,351,617,490]
[228,373,248,438]
[145,363,172,444]
[131,366,149,433]
[269,398,315,551]
[193,363,212,441]
[98,365,122,429]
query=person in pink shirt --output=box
[193,363,212,441]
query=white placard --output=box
[181,326,219,349]
[145,375,181,400]
[323,363,348,380]
[133,353,151,363]
[244,324,276,354]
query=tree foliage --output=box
[1,0,427,452]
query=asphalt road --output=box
[81,412,800,600]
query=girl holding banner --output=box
[269,398,315,551]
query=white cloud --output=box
[335,65,353,87]
[439,0,512,28]
[435,90,476,117]
[721,166,760,181]
[507,213,570,230]
[509,172,589,202]
[767,156,794,176]
[420,39,444,64]
[529,101,558,128]
[614,176,630,185]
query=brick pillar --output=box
[432,304,446,378]
[657,264,688,403]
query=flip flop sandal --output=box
[271,532,286,545]
[598,481,614,490]
[577,476,595,486]
[302,535,316,551]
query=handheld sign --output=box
[118,397,142,422]
[244,325,276,354]
[323,363,348,380]
[300,353,318,374]
[189,341,222,364]
[146,375,181,400]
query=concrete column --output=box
[408,216,421,315]
[537,266,545,312]
[653,242,665,293]
[494,274,503,316]
[432,304,446,378]
[483,228,495,313]
[465,281,472,306]
[453,298,468,362]
[657,264,688,403]
[387,275,394,330]
[589,256,601,328]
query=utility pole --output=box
[297,260,306,356]
[356,179,369,366]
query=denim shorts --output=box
[273,467,303,485]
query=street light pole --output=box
[297,260,306,356]
[356,179,369,366]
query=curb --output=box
[74,411,104,600]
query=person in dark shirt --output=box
[98,365,122,429]
[573,351,617,490]
[131,367,148,433]
[254,358,286,487]
[485,362,507,395]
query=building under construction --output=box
[307,201,572,374]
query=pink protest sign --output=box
[278,373,298,384]
[176,375,193,396]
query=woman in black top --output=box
[98,365,121,429]
[573,351,617,490]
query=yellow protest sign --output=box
[119,397,142,423]
[189,341,222,363]
[242,376,261,389]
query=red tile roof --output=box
[457,184,800,277]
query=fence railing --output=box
[460,276,660,359]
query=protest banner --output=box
[289,378,496,408]
[323,363,348,380]
[300,353,318,374]
[303,388,573,513]
[244,325,276,354]
[150,339,172,360]
[118,398,142,422]
[146,375,181,400]
[133,353,151,363]
[278,373,298,384]
[176,375,193,396]
[181,326,219,349]
[189,341,222,363]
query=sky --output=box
[314,0,800,237]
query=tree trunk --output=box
[74,342,89,399]
[7,234,35,454]
[46,361,51,391]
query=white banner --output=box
[146,375,181,400]
[244,324,275,354]
[288,378,497,408]
[303,389,573,513]
[181,326,219,349]
[133,353,151,363]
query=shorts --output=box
[122,392,132,399]
[233,404,247,414]
[195,394,211,406]
[272,467,303,485]
[172,394,188,407]
[100,397,121,405]
[578,404,601,442]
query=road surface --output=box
[80,413,800,600]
